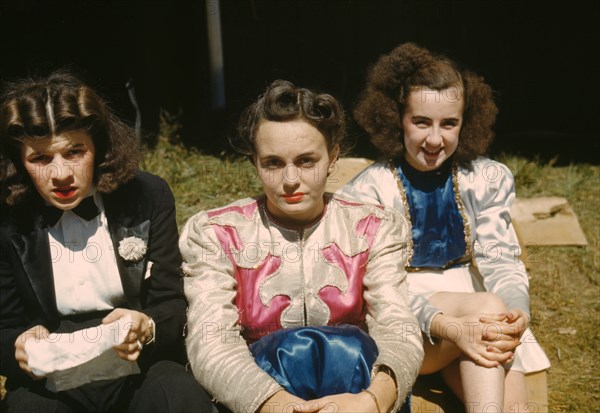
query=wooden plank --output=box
[325,157,373,193]
[0,371,547,409]
[411,371,548,413]
[411,373,463,413]
[526,371,548,413]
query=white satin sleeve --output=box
[179,211,282,413]
[336,160,401,208]
[362,207,424,412]
[466,160,530,316]
[337,161,444,342]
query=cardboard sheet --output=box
[511,196,587,246]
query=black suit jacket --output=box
[0,172,187,388]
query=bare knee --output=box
[420,335,462,375]
[473,292,508,315]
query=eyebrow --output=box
[28,142,85,156]
[411,115,461,120]
[259,151,319,160]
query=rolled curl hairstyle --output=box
[354,43,498,167]
[234,79,349,159]
[0,70,140,207]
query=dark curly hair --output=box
[0,70,141,207]
[233,79,350,159]
[354,43,498,167]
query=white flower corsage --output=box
[118,236,147,262]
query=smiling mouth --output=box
[423,148,443,156]
[53,187,77,199]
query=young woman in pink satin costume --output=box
[180,80,424,413]
[338,43,551,413]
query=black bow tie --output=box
[42,196,100,226]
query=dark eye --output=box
[442,120,459,128]
[66,149,84,158]
[414,119,429,127]
[261,159,283,169]
[29,155,51,164]
[297,157,316,168]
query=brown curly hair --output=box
[354,43,498,167]
[233,79,350,160]
[0,70,141,207]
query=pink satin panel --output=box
[336,198,385,211]
[236,255,289,341]
[211,224,244,255]
[211,222,289,342]
[319,215,382,325]
[208,202,258,220]
[334,198,363,207]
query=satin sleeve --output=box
[179,211,282,413]
[338,162,443,343]
[362,207,424,412]
[469,161,530,316]
[336,160,400,208]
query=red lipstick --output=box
[53,187,77,199]
[283,192,305,203]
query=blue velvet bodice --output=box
[396,159,467,269]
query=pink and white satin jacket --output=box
[180,194,423,413]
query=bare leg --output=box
[422,292,509,412]
[460,355,504,412]
[440,358,464,401]
[436,347,505,412]
[504,369,528,412]
[420,334,461,375]
[440,362,529,412]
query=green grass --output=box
[496,154,600,412]
[141,122,600,413]
[140,113,263,225]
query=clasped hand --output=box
[14,308,153,378]
[453,308,528,368]
[260,391,380,413]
